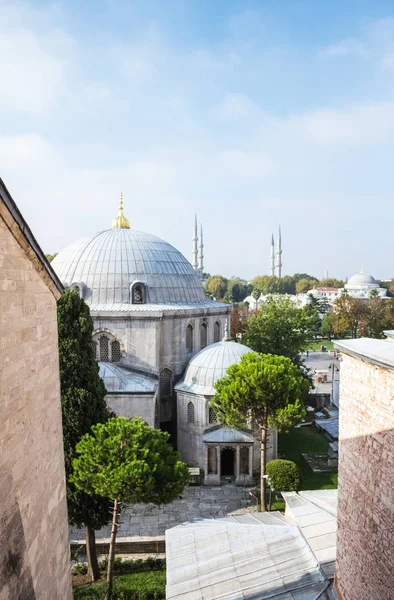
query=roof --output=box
[203,426,254,444]
[99,362,157,393]
[346,271,377,288]
[166,512,333,600]
[282,490,337,579]
[175,340,253,396]
[52,227,215,306]
[315,287,339,292]
[0,178,63,297]
[335,337,394,370]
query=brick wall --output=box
[335,353,394,600]
[0,215,72,599]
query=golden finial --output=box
[360,265,364,274]
[112,192,130,229]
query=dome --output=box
[346,270,377,288]
[52,228,207,306]
[175,340,253,396]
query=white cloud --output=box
[319,39,367,58]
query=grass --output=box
[73,571,166,599]
[306,339,334,351]
[278,426,338,490]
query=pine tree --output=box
[58,289,111,580]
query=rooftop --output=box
[335,338,394,370]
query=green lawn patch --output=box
[73,571,166,599]
[278,426,338,490]
[306,339,334,351]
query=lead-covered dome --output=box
[346,269,377,288]
[175,339,254,396]
[52,228,207,306]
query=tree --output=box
[332,296,365,338]
[227,277,252,303]
[204,275,228,301]
[319,278,345,288]
[71,417,189,599]
[45,252,57,262]
[279,275,296,295]
[321,313,334,340]
[58,289,111,580]
[243,296,317,367]
[212,353,308,511]
[266,459,301,492]
[293,273,318,283]
[296,278,318,294]
[359,297,392,339]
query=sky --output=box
[2,0,394,281]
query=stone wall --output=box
[0,214,72,599]
[335,353,394,600]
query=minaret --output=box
[198,223,204,278]
[275,225,282,279]
[269,234,275,277]
[192,214,198,272]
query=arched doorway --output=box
[221,448,235,477]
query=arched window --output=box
[209,406,218,424]
[240,447,250,474]
[186,324,194,351]
[131,282,146,304]
[160,368,172,398]
[111,340,121,362]
[187,401,195,424]
[99,335,109,361]
[213,321,221,343]
[200,322,207,349]
[91,341,98,360]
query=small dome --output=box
[52,228,207,306]
[346,270,377,288]
[175,340,253,396]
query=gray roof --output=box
[335,337,394,370]
[52,228,213,306]
[99,362,157,393]
[203,427,254,444]
[166,513,331,600]
[175,340,253,396]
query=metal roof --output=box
[335,338,394,370]
[99,362,157,393]
[166,513,332,600]
[174,340,253,396]
[203,427,254,444]
[52,228,214,306]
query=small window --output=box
[200,322,207,349]
[132,283,145,304]
[111,340,121,362]
[99,336,109,361]
[187,401,195,424]
[209,406,218,424]
[160,368,172,398]
[213,321,221,343]
[186,324,194,351]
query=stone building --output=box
[175,329,277,485]
[0,179,72,599]
[334,336,394,600]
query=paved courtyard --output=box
[69,483,256,542]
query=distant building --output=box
[308,287,340,302]
[342,268,386,299]
[334,336,394,600]
[0,180,72,599]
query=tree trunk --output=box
[105,499,119,600]
[260,410,268,512]
[86,525,100,582]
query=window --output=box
[160,368,172,398]
[200,322,207,349]
[187,401,195,424]
[240,447,250,474]
[208,447,217,474]
[111,340,121,362]
[99,335,109,361]
[213,321,221,343]
[131,283,145,304]
[186,324,194,351]
[208,406,218,424]
[91,341,98,360]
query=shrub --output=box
[72,562,88,576]
[266,459,301,492]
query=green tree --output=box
[227,277,252,303]
[319,278,344,288]
[243,296,317,367]
[45,252,57,262]
[58,289,111,580]
[359,297,391,339]
[278,275,296,295]
[204,275,228,301]
[212,353,307,511]
[321,313,334,340]
[71,417,189,599]
[296,278,318,294]
[266,459,301,492]
[293,273,317,283]
[332,296,365,338]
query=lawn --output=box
[73,571,166,599]
[306,339,334,351]
[278,426,338,490]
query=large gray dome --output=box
[52,228,207,306]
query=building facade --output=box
[334,336,394,600]
[0,180,72,599]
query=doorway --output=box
[221,448,235,477]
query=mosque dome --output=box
[346,268,378,289]
[52,198,207,306]
[175,336,254,396]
